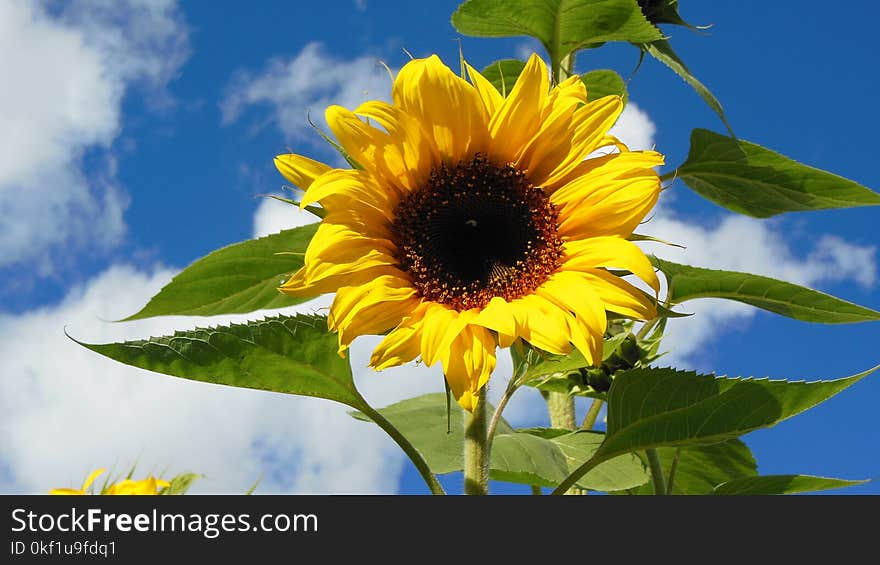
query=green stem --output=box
[464,388,490,495]
[486,379,518,445]
[581,399,604,430]
[646,448,666,495]
[551,455,605,495]
[636,317,659,340]
[360,404,446,495]
[544,391,577,430]
[551,50,576,85]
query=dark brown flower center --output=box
[391,154,563,311]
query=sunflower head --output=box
[276,53,662,411]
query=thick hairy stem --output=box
[544,391,577,430]
[464,388,490,495]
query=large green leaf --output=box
[550,431,649,491]
[713,475,868,495]
[653,257,880,324]
[582,69,627,104]
[640,41,733,137]
[675,129,880,217]
[480,59,526,96]
[556,365,876,494]
[600,366,876,459]
[629,440,757,495]
[453,0,661,67]
[124,224,318,320]
[351,394,649,490]
[351,392,512,473]
[490,433,571,486]
[75,314,364,408]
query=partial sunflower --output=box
[276,53,662,411]
[50,468,170,495]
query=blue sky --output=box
[0,0,877,494]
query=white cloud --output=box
[252,195,320,238]
[610,103,656,151]
[0,264,440,494]
[641,214,877,366]
[0,0,189,271]
[221,42,393,142]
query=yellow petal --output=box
[515,75,588,185]
[540,96,624,188]
[370,304,430,370]
[563,236,660,292]
[329,274,416,331]
[49,488,86,495]
[82,468,106,491]
[506,294,574,355]
[336,297,421,355]
[578,269,657,320]
[474,296,518,347]
[355,100,440,181]
[330,275,420,353]
[280,264,404,299]
[418,303,474,366]
[304,248,398,289]
[326,105,413,190]
[301,168,397,220]
[304,221,395,266]
[274,154,332,191]
[536,271,607,364]
[465,62,504,117]
[442,325,496,412]
[488,53,549,163]
[392,55,489,162]
[551,151,662,237]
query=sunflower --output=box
[276,53,662,411]
[49,468,170,495]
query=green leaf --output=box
[352,394,649,490]
[124,224,318,320]
[452,0,661,68]
[640,41,734,137]
[521,348,590,384]
[713,475,868,495]
[550,431,649,491]
[490,433,571,486]
[74,314,365,409]
[653,256,880,324]
[599,365,877,460]
[480,59,526,96]
[675,129,880,217]
[581,69,627,104]
[351,392,509,473]
[629,440,757,495]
